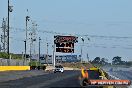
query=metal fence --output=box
[0,58,29,66]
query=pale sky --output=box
[0,0,132,62]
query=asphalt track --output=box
[0,70,100,88]
[0,70,80,88]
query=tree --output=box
[112,56,122,65]
[126,61,132,66]
[92,57,100,64]
[100,58,108,65]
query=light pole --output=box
[7,0,13,56]
[86,37,90,62]
[46,43,49,65]
[39,37,41,63]
[30,41,32,62]
[87,53,89,62]
[24,40,26,65]
[7,0,9,55]
[80,37,84,63]
[29,32,33,62]
[26,16,30,41]
[52,44,56,67]
[25,15,30,63]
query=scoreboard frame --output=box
[54,35,78,44]
[54,35,77,53]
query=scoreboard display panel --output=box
[56,42,74,48]
[56,48,74,53]
[54,36,78,43]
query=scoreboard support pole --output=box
[53,44,56,67]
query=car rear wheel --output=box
[80,78,87,87]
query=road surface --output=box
[0,69,131,88]
[0,70,104,88]
[0,70,80,88]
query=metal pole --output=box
[81,41,84,63]
[25,15,30,63]
[80,37,84,63]
[53,44,56,67]
[87,53,89,62]
[82,41,84,62]
[81,45,82,63]
[0,44,1,52]
[3,18,6,52]
[26,16,30,46]
[52,45,54,66]
[29,32,32,62]
[25,17,27,61]
[46,43,49,65]
[7,0,9,56]
[24,40,26,65]
[30,42,31,62]
[22,52,24,65]
[26,17,27,41]
[39,37,41,63]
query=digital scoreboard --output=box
[54,35,78,53]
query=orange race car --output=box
[79,67,131,88]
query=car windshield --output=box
[87,70,100,79]
[55,65,63,68]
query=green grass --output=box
[0,52,9,59]
[0,52,22,59]
[29,61,44,66]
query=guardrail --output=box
[107,72,131,88]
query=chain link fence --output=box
[0,58,29,66]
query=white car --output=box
[54,65,64,73]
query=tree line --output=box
[90,56,132,66]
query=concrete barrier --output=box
[64,67,74,70]
[45,66,78,71]
[0,66,30,71]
